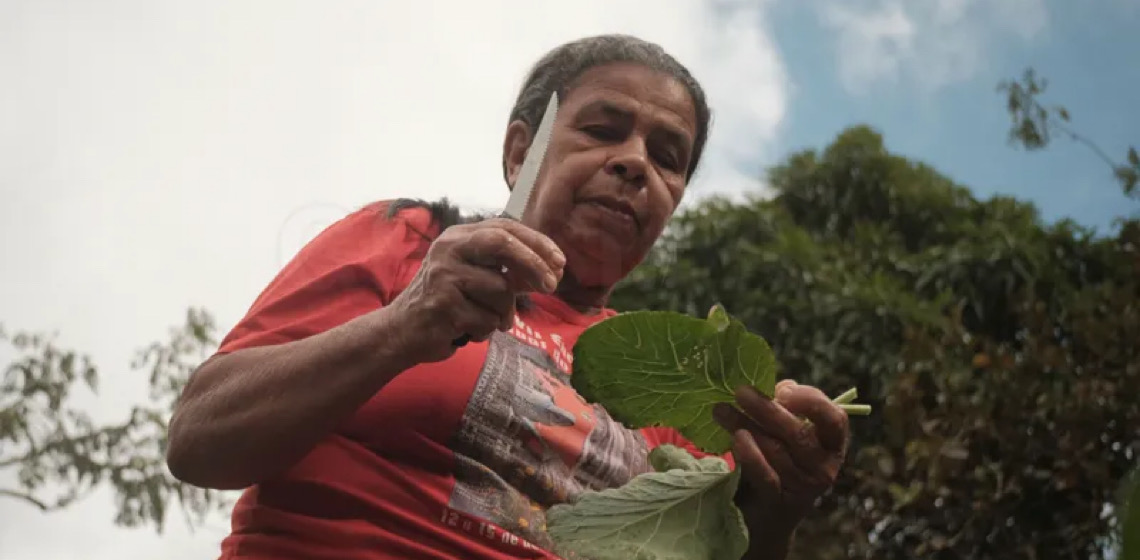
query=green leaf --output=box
[706,303,730,332]
[571,307,777,454]
[546,445,749,560]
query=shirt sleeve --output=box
[216,201,437,355]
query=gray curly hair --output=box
[503,34,712,183]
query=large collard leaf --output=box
[571,304,777,454]
[546,444,749,560]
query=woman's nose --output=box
[605,143,648,184]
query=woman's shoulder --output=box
[314,197,471,256]
[275,197,471,284]
[350,198,442,239]
[368,197,489,238]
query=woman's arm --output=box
[738,494,797,560]
[166,305,416,490]
[165,207,564,491]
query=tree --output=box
[1000,67,1140,558]
[999,67,1140,200]
[1122,472,1140,560]
[612,126,1140,559]
[0,307,230,532]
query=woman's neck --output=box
[554,271,612,315]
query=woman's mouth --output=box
[583,198,639,231]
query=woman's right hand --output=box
[387,218,566,363]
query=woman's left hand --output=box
[712,379,850,532]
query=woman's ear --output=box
[502,120,532,190]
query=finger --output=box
[732,429,780,504]
[748,430,803,480]
[472,218,566,274]
[734,386,833,469]
[715,402,814,475]
[453,265,517,332]
[458,227,556,293]
[777,384,849,454]
[775,379,797,395]
[713,401,747,433]
[449,292,504,343]
[490,218,566,274]
[734,386,812,447]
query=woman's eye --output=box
[653,150,681,171]
[583,126,621,141]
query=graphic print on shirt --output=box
[446,329,651,550]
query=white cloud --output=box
[693,0,789,198]
[816,0,1049,94]
[0,1,788,558]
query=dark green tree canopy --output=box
[613,125,1140,559]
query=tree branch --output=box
[1000,67,1139,199]
[0,488,50,511]
[1049,117,1122,174]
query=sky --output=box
[0,0,1137,558]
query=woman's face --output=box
[503,62,699,289]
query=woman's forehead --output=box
[560,64,697,136]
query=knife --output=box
[453,91,560,347]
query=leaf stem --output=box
[831,387,871,415]
[832,387,858,405]
[839,404,872,415]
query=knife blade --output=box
[453,92,559,347]
[502,91,559,220]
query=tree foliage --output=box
[0,307,229,532]
[612,125,1140,559]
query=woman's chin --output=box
[566,264,622,290]
[547,217,645,288]
[561,241,638,289]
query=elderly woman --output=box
[167,34,850,560]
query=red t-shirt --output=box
[211,201,730,559]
